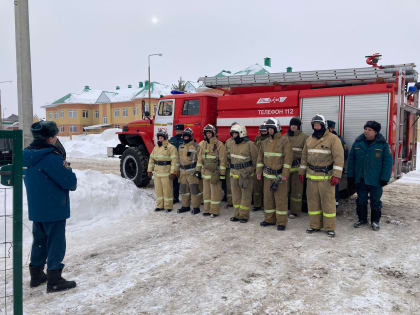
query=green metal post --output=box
[12,130,23,315]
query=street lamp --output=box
[148,53,162,116]
[0,81,13,130]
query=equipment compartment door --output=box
[300,96,341,136]
[342,93,390,149]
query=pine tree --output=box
[172,77,187,92]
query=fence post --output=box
[12,130,23,315]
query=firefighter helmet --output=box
[265,118,280,133]
[183,127,193,138]
[203,124,216,137]
[311,114,327,129]
[230,123,247,138]
[259,124,267,133]
[156,128,168,140]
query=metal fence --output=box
[0,130,23,315]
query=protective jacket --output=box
[179,141,199,173]
[229,139,258,179]
[196,137,227,179]
[287,130,308,172]
[257,133,293,179]
[299,129,344,180]
[254,134,269,151]
[347,133,393,187]
[147,140,178,175]
[24,145,77,222]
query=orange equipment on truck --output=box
[112,58,420,189]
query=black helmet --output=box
[183,127,193,138]
[259,124,267,133]
[156,128,168,140]
[265,118,280,133]
[203,124,216,137]
[31,121,59,140]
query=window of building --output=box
[60,125,65,132]
[95,110,99,118]
[48,112,52,119]
[103,116,107,124]
[69,110,77,118]
[122,108,128,117]
[69,125,77,132]
[82,110,89,118]
[60,110,64,118]
[133,106,139,116]
[114,109,120,117]
[182,99,200,116]
[54,112,58,119]
[158,100,173,116]
[114,124,120,129]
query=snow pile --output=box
[60,128,121,159]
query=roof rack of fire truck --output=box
[198,64,418,88]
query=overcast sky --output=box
[1,0,419,118]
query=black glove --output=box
[194,171,202,179]
[270,176,282,192]
[380,180,388,187]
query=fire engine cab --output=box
[112,58,420,189]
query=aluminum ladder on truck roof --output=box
[198,64,418,88]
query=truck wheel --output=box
[120,147,150,188]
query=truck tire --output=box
[120,146,150,188]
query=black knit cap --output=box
[327,120,336,129]
[31,121,59,140]
[364,120,381,133]
[289,117,302,128]
[174,124,184,131]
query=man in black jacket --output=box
[169,124,184,203]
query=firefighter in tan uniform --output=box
[228,124,258,223]
[286,117,309,218]
[256,118,293,231]
[147,129,178,212]
[224,133,235,207]
[194,124,227,218]
[252,124,269,211]
[177,128,202,215]
[299,114,344,237]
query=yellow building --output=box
[43,82,170,136]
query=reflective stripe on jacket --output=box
[147,140,178,175]
[196,137,227,175]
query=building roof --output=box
[133,82,172,99]
[233,63,270,75]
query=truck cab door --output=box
[154,99,175,143]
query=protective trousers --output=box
[231,176,253,220]
[154,175,173,210]
[202,170,222,215]
[288,171,304,215]
[356,180,383,223]
[306,179,336,230]
[179,172,201,209]
[225,168,233,206]
[263,178,288,226]
[253,176,263,208]
[31,220,66,271]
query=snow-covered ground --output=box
[0,134,419,314]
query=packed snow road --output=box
[2,167,418,314]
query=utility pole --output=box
[147,53,162,115]
[14,0,34,147]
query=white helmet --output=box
[230,123,247,138]
[311,114,327,129]
[265,117,280,133]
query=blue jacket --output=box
[169,134,184,149]
[347,133,393,187]
[24,147,77,222]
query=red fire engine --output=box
[112,57,420,189]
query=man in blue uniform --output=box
[169,124,185,203]
[24,121,77,293]
[347,121,393,231]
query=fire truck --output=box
[112,57,420,189]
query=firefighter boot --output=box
[177,207,191,214]
[230,217,239,222]
[191,208,200,215]
[260,221,275,227]
[277,225,286,231]
[29,264,47,288]
[306,228,320,234]
[47,269,76,293]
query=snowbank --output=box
[60,128,121,159]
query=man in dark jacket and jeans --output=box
[347,121,393,231]
[24,121,77,293]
